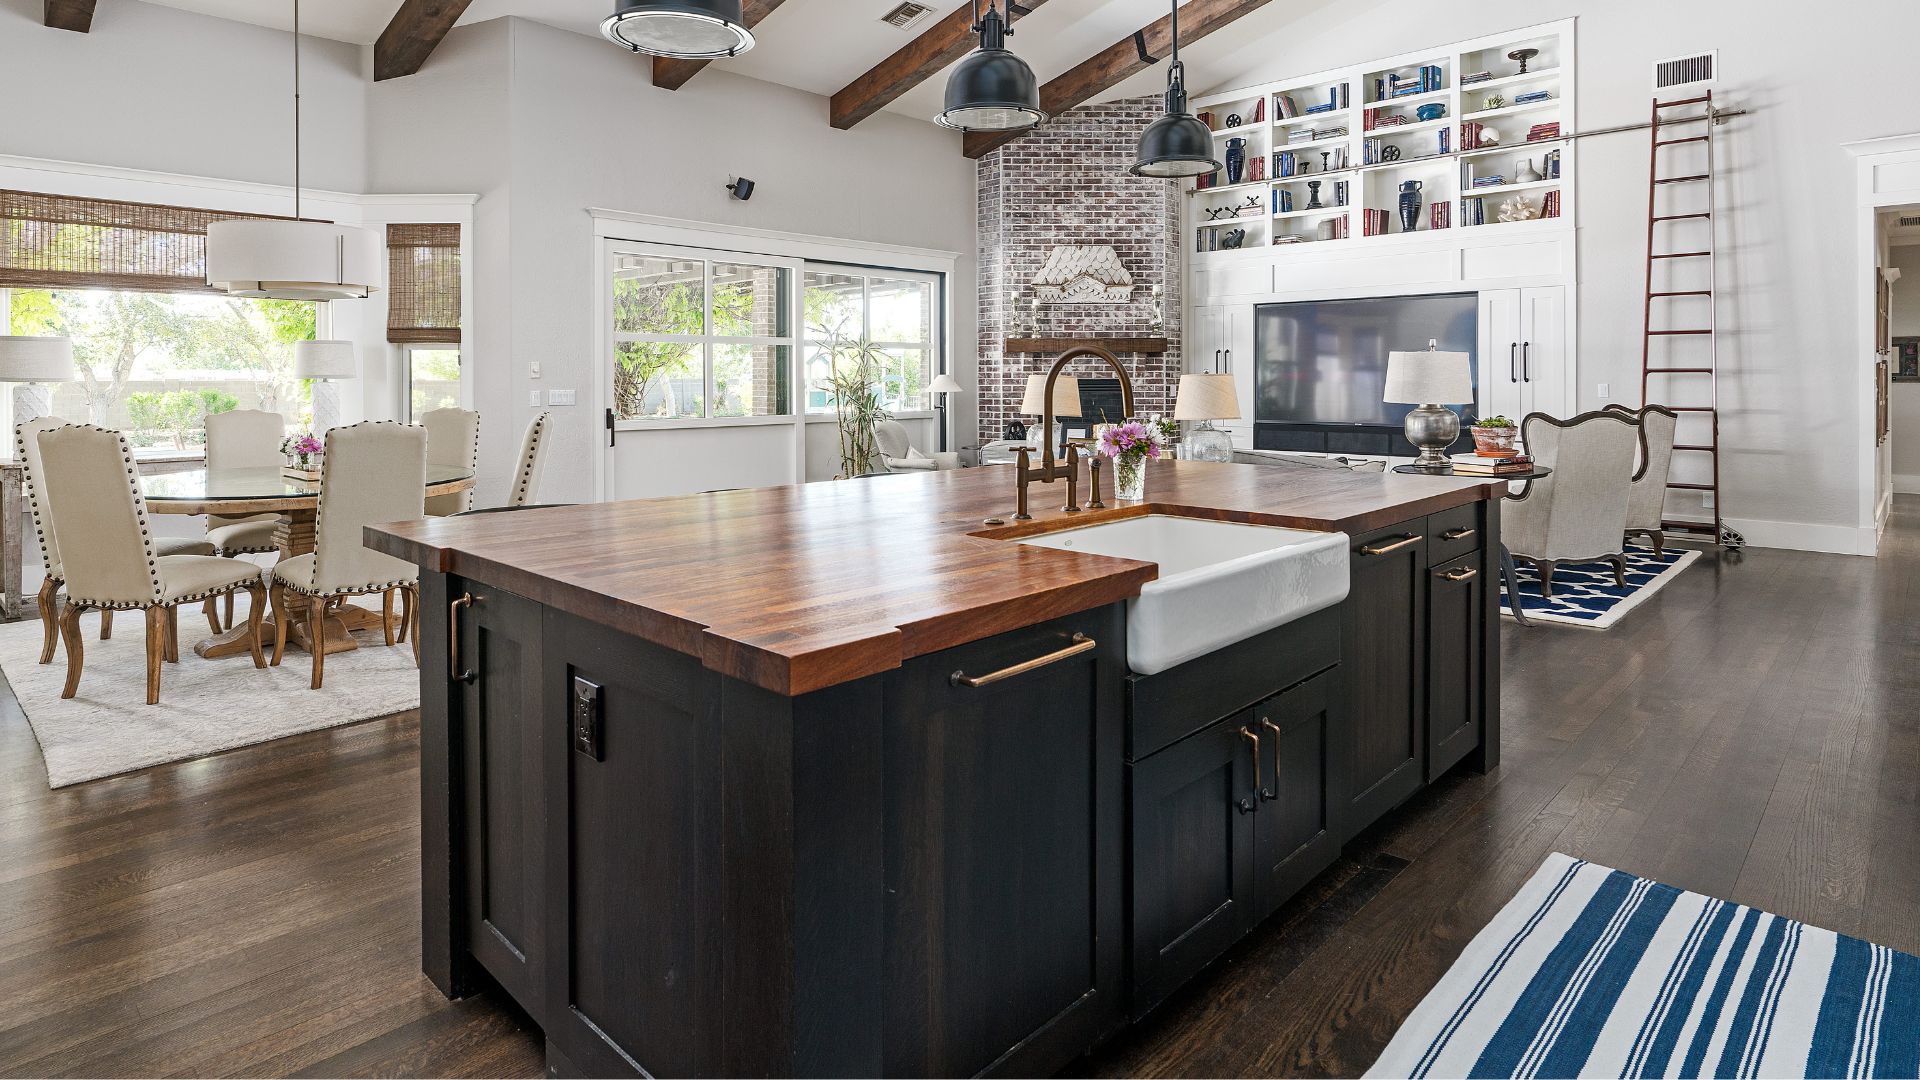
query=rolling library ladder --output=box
[1639,90,1745,549]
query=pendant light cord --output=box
[293,0,302,221]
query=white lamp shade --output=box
[1173,373,1240,421]
[206,218,384,301]
[294,339,357,380]
[0,336,74,383]
[1019,373,1081,417]
[928,372,965,395]
[1383,350,1473,405]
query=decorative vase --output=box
[1516,157,1543,183]
[1225,138,1247,185]
[1470,425,1519,457]
[1114,456,1148,501]
[1398,179,1423,233]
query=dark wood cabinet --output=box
[1337,523,1428,838]
[1253,674,1339,911]
[1426,551,1485,781]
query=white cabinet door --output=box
[1519,286,1567,418]
[1478,289,1522,423]
[1223,306,1257,441]
[1188,306,1222,374]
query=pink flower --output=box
[1097,421,1164,464]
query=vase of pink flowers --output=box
[1097,420,1165,502]
[281,432,324,480]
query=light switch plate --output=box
[530,361,542,379]
[1597,383,1610,399]
[548,388,577,406]
[529,389,543,406]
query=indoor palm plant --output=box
[811,319,894,478]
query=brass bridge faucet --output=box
[1015,345,1135,521]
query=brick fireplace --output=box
[975,97,1183,444]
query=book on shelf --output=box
[1333,84,1349,109]
[1513,90,1553,105]
[1273,235,1309,245]
[1363,137,1381,164]
[1373,114,1409,128]
[1248,155,1266,182]
[1288,129,1316,145]
[1252,96,1266,123]
[1195,169,1216,190]
[1527,122,1562,142]
[1329,217,1350,239]
[1437,127,1451,155]
[1544,149,1561,178]
[1305,102,1335,114]
[1460,121,1486,149]
[1362,208,1390,236]
[1430,202,1451,230]
[1463,196,1486,225]
[1275,188,1294,213]
[1472,175,1507,188]
[1333,180,1349,206]
[1198,111,1214,131]
[1313,127,1348,140]
[1461,70,1493,85]
[1275,151,1297,177]
[1275,93,1298,119]
[1541,189,1562,218]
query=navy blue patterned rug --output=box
[1500,544,1700,629]
[1369,853,1920,1078]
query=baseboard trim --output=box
[1721,516,1880,556]
[1895,473,1920,495]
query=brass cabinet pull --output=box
[950,633,1095,688]
[1440,567,1479,582]
[1441,526,1476,541]
[1242,725,1262,798]
[449,593,475,683]
[1360,534,1420,556]
[1259,717,1283,801]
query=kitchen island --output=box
[366,459,1504,1078]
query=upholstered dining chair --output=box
[204,408,286,630]
[508,412,552,506]
[17,417,217,665]
[1605,403,1679,556]
[422,407,479,516]
[34,425,266,705]
[269,421,426,689]
[1502,410,1641,599]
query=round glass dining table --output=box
[138,465,475,659]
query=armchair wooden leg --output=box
[165,605,179,663]
[204,598,221,637]
[405,585,420,668]
[37,577,59,665]
[382,589,396,647]
[59,603,86,699]
[244,583,267,669]
[269,581,290,666]
[309,595,327,690]
[144,607,166,706]
[223,589,235,633]
[1534,559,1558,599]
[1651,530,1665,558]
[100,608,112,641]
[1609,554,1628,589]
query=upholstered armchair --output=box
[874,419,958,472]
[1503,410,1641,598]
[1606,404,1679,556]
[422,407,479,516]
[34,425,266,705]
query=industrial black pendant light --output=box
[935,0,1044,132]
[1130,0,1219,178]
[600,0,755,60]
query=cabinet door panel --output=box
[1129,714,1258,1019]
[1427,552,1484,781]
[1337,522,1427,839]
[1254,673,1339,911]
[1479,289,1522,423]
[456,584,546,1016]
[1521,286,1566,418]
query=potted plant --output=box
[1095,420,1166,501]
[281,432,324,480]
[1469,415,1518,457]
[810,319,894,478]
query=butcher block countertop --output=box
[365,460,1500,696]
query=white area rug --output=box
[1,588,420,788]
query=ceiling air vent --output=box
[880,1,935,31]
[1653,50,1717,91]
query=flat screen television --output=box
[1254,292,1479,428]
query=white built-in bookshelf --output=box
[1187,21,1574,257]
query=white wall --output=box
[1198,0,1920,551]
[1891,244,1920,494]
[368,17,977,504]
[0,0,366,193]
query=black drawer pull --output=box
[1440,526,1476,541]
[1439,567,1479,582]
[950,633,1095,688]
[1360,534,1420,556]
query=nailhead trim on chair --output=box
[15,419,67,581]
[510,412,549,506]
[288,421,420,596]
[68,574,262,610]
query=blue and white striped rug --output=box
[1369,853,1919,1079]
[1501,545,1700,629]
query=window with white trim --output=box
[609,246,796,420]
[802,266,938,414]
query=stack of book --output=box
[1273,235,1309,245]
[1195,169,1219,190]
[1541,190,1562,218]
[1274,188,1294,213]
[1437,127,1452,155]
[1275,151,1299,177]
[1362,138,1382,164]
[1514,90,1553,105]
[1527,121,1561,142]
[1313,127,1347,141]
[1251,97,1266,123]
[1288,129,1318,145]
[1275,93,1299,119]
[1462,197,1488,225]
[1306,102,1335,114]
[1371,112,1409,129]
[1430,202,1452,230]
[1471,175,1508,189]
[1449,452,1535,475]
[1460,70,1494,85]
[1333,180,1350,206]
[1543,149,1561,178]
[1362,208,1391,236]
[1327,217,1350,239]
[1460,121,1486,149]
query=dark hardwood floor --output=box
[2,500,1916,1078]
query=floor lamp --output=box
[295,340,356,433]
[929,371,965,452]
[0,336,74,424]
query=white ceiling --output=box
[134,0,1324,122]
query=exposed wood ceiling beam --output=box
[374,0,476,82]
[962,0,1275,158]
[829,0,1054,131]
[651,0,790,91]
[43,0,95,32]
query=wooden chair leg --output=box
[144,607,166,705]
[203,598,221,637]
[165,606,180,663]
[1651,530,1666,558]
[100,608,112,641]
[269,581,290,666]
[1610,554,1628,589]
[397,587,411,643]
[1534,559,1558,599]
[244,583,267,669]
[382,589,396,647]
[223,589,236,633]
[309,595,327,690]
[406,585,420,668]
[59,603,86,699]
[37,577,59,665]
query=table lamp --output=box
[294,339,356,434]
[1174,373,1239,462]
[0,336,74,424]
[1020,372,1080,451]
[1383,341,1473,470]
[929,370,965,452]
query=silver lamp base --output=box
[1183,422,1234,463]
[1402,403,1460,470]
